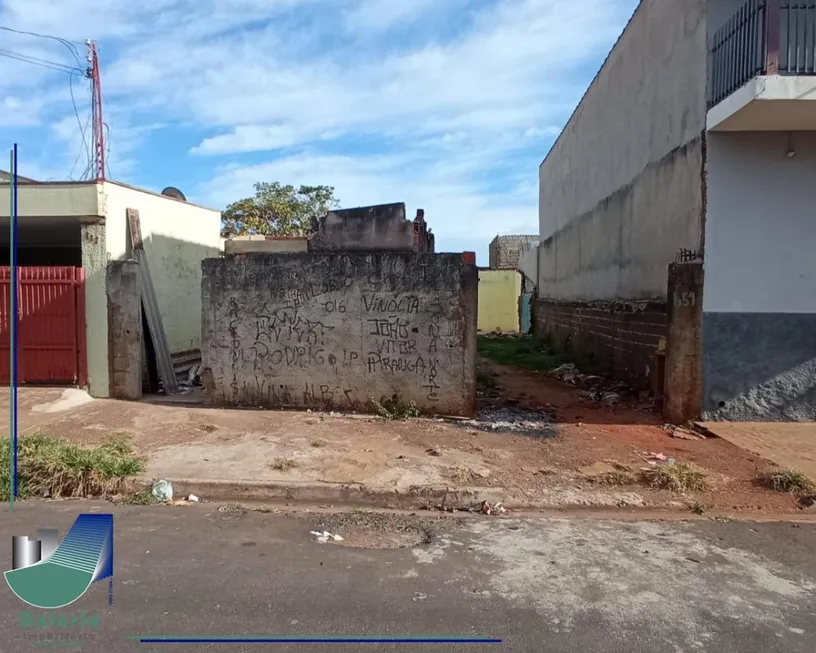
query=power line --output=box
[0,24,85,66]
[0,26,108,181]
[0,24,84,45]
[0,48,81,75]
[69,74,93,179]
[68,111,91,179]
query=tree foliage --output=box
[221,182,339,237]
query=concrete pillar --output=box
[106,260,142,400]
[664,261,703,423]
[81,221,109,397]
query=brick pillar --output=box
[664,261,703,423]
[106,260,142,400]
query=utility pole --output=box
[86,40,105,181]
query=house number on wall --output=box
[673,291,696,308]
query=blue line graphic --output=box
[137,638,502,644]
[11,143,18,502]
[49,514,114,578]
[7,144,19,509]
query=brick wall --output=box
[488,235,538,269]
[412,209,435,253]
[534,298,667,390]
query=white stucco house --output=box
[536,0,816,422]
[0,177,222,398]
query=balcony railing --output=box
[709,0,816,107]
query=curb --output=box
[128,477,816,520]
[134,477,516,510]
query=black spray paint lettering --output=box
[303,383,355,403]
[366,353,427,375]
[250,342,326,369]
[362,295,420,315]
[309,277,354,299]
[368,317,410,339]
[376,338,417,355]
[254,309,335,346]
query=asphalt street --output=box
[1,502,814,653]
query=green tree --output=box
[221,182,339,237]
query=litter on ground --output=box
[310,531,344,544]
[151,479,173,502]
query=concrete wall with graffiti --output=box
[201,252,478,416]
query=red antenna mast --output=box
[87,40,106,181]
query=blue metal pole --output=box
[10,144,18,504]
[7,148,11,508]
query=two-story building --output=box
[536,0,815,422]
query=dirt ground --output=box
[1,361,811,515]
[485,362,807,514]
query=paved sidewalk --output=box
[698,421,816,478]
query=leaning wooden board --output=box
[126,208,178,394]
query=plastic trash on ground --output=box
[310,530,344,544]
[151,479,173,502]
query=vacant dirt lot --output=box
[2,358,810,515]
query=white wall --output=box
[102,181,222,353]
[537,0,708,301]
[704,131,816,313]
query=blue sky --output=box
[0,0,637,264]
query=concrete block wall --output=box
[201,252,478,416]
[534,299,667,390]
[488,235,538,270]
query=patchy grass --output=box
[762,468,816,494]
[119,486,159,505]
[0,434,144,501]
[590,470,637,486]
[271,457,300,472]
[641,462,708,493]
[450,467,476,485]
[477,334,593,374]
[371,395,421,420]
[690,501,706,515]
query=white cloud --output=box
[0,0,639,261]
[192,125,304,155]
[343,0,447,31]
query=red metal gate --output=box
[0,267,87,386]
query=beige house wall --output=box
[101,180,222,353]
